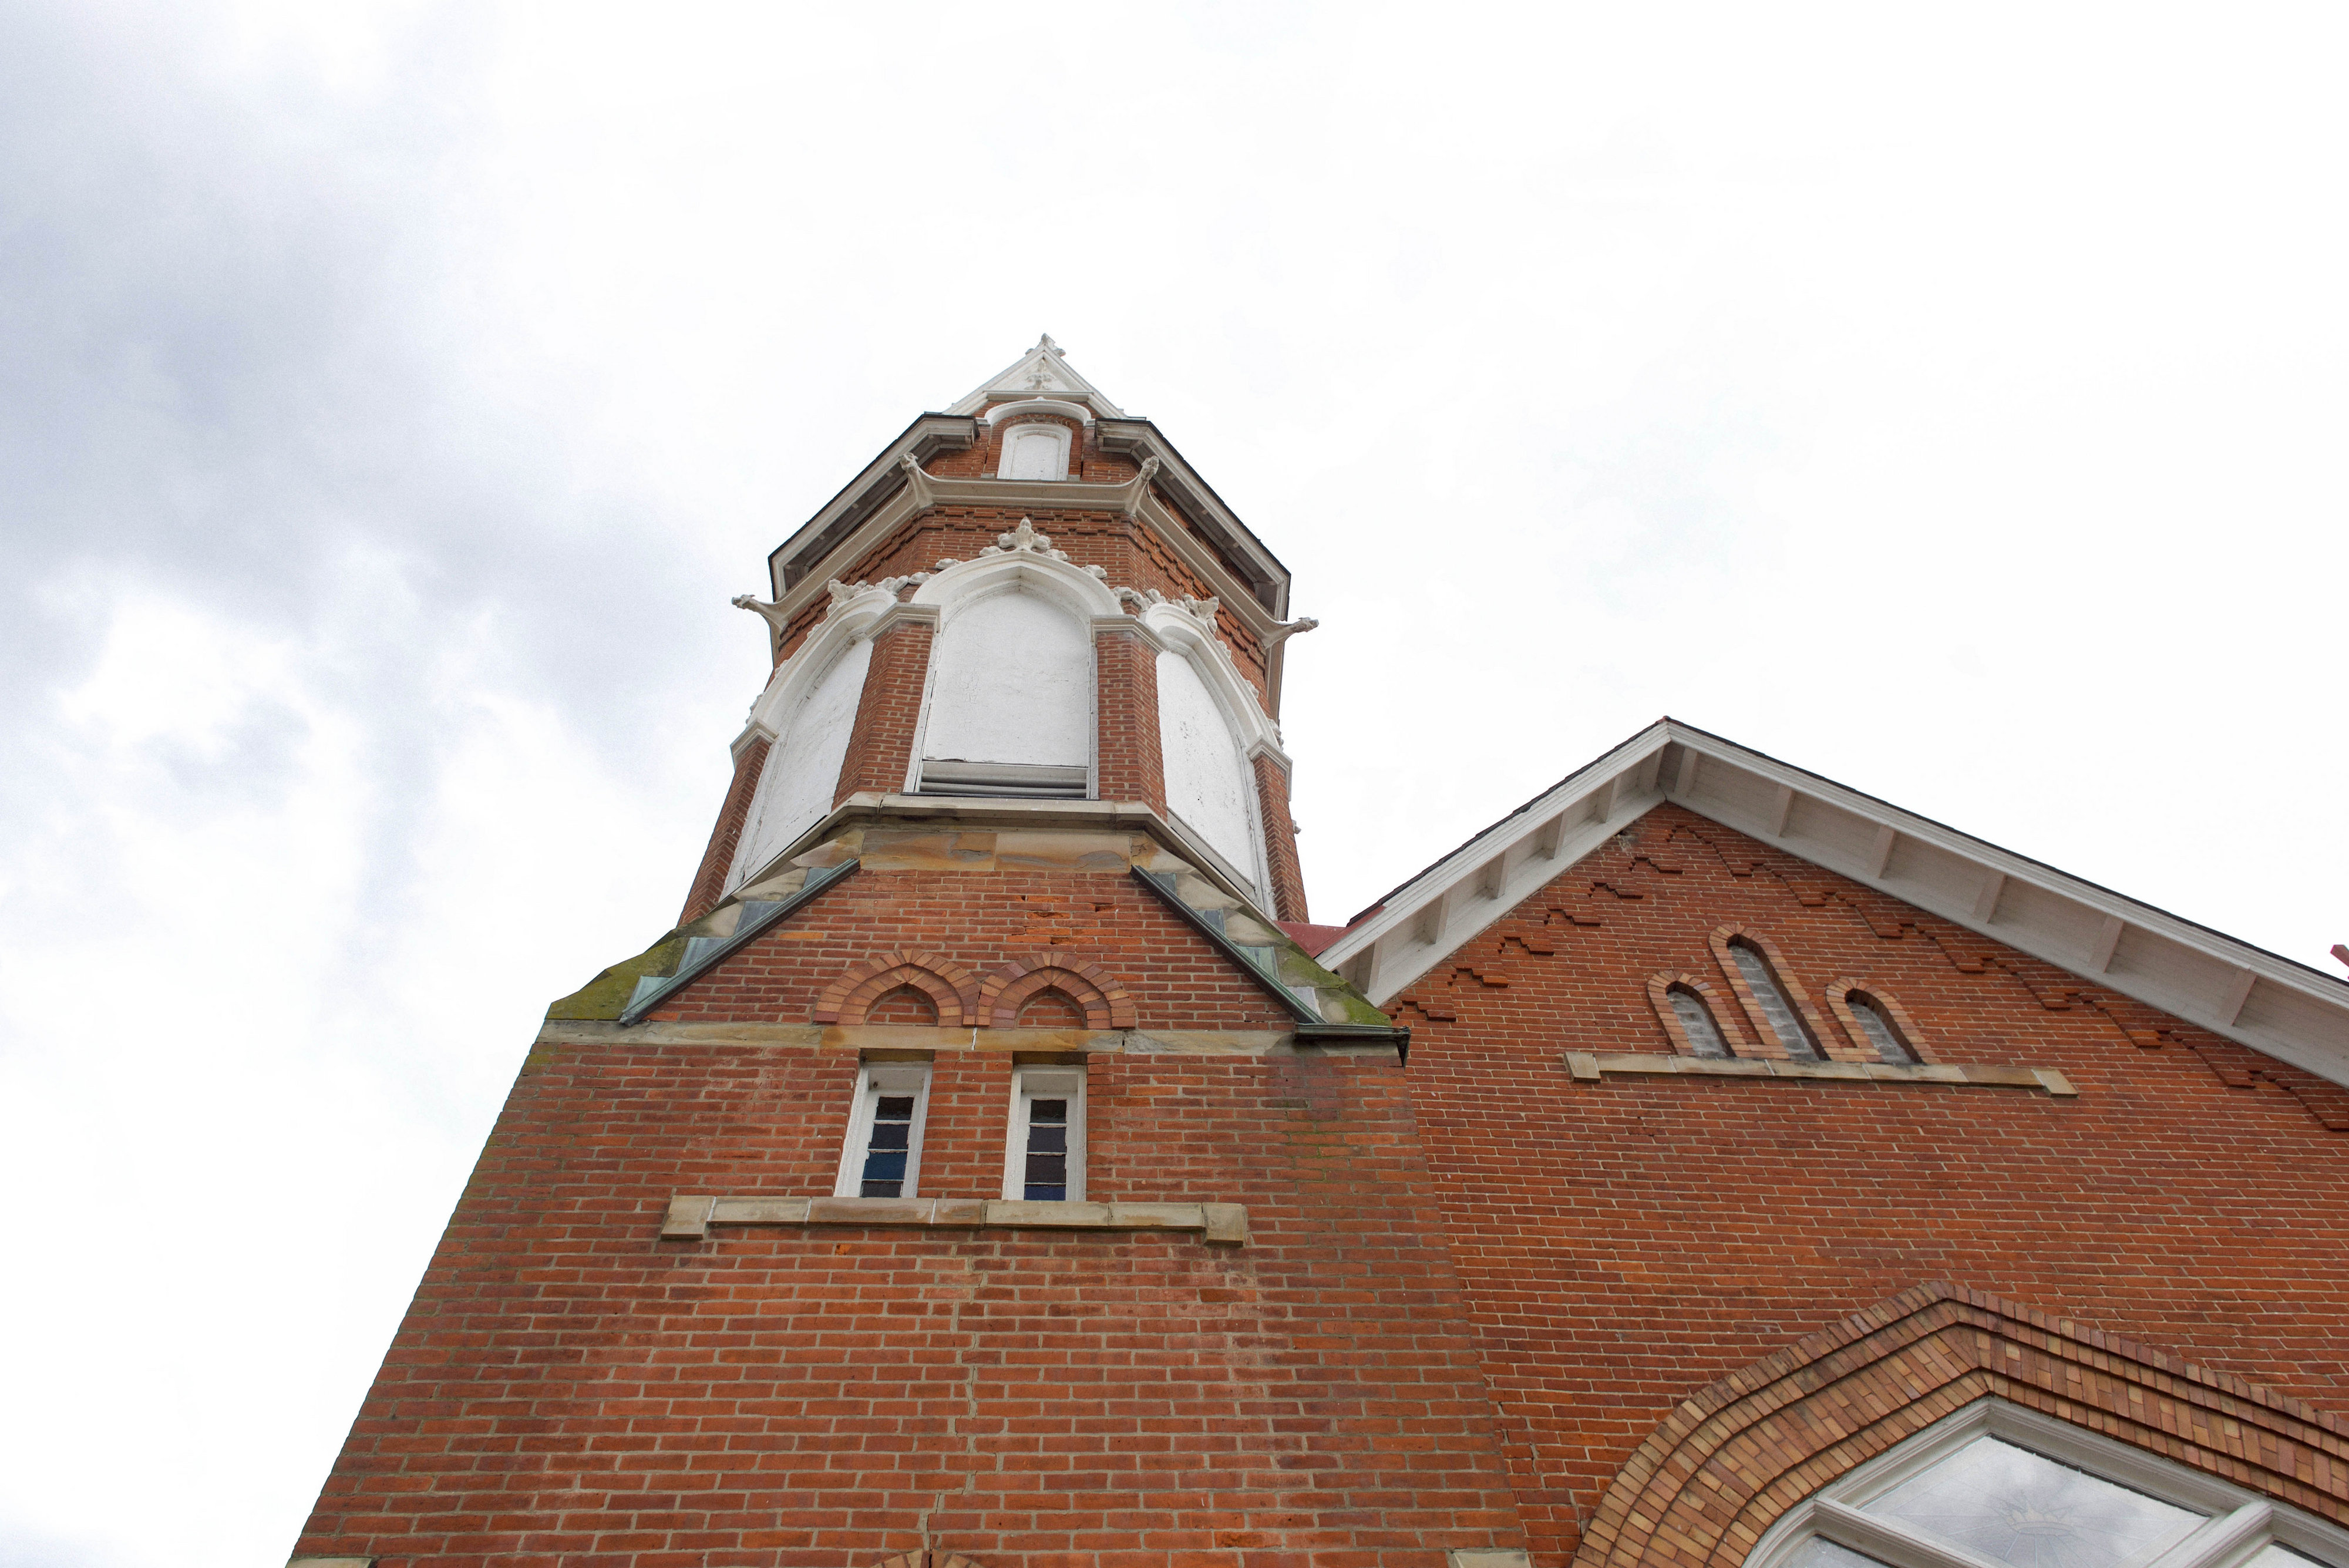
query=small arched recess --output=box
[727,586,898,892]
[908,549,1119,799]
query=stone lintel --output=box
[1561,1052,2079,1096]
[659,1194,1250,1245]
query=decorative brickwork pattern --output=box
[1824,978,1939,1064]
[813,951,982,1027]
[1571,1283,2349,1568]
[1398,803,2349,1563]
[1252,750,1309,923]
[678,736,770,924]
[1091,625,1166,815]
[835,618,933,802]
[977,951,1138,1029]
[1644,971,1754,1057]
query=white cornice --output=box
[1318,719,2349,1091]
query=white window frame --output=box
[833,1061,934,1199]
[995,421,1071,481]
[1748,1397,2349,1568]
[1001,1064,1086,1203]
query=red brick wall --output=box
[645,869,1297,1035]
[835,618,934,803]
[291,873,1530,1568]
[681,736,772,924]
[1092,626,1166,818]
[1250,755,1307,924]
[1391,803,2349,1564]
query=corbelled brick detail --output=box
[812,950,982,1027]
[1252,750,1308,923]
[835,617,933,803]
[678,735,769,924]
[1572,1283,2349,1567]
[977,950,1138,1029]
[1092,624,1166,816]
[1399,802,2349,1564]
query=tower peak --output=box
[945,334,1126,419]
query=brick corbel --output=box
[1571,1283,2349,1568]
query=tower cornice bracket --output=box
[897,452,937,510]
[1117,455,1162,518]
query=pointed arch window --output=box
[1754,1398,2349,1568]
[1827,980,1933,1066]
[1724,936,1823,1059]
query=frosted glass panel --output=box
[1847,994,1916,1064]
[1784,1541,1890,1568]
[1669,987,1731,1058]
[1728,943,1820,1058]
[2243,1549,2326,1567]
[1865,1436,2204,1567]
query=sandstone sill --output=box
[1562,1051,2077,1096]
[660,1194,1250,1246]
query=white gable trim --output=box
[1318,719,2349,1091]
[946,335,1126,419]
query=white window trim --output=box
[833,1061,934,1199]
[995,420,1071,481]
[1001,1064,1087,1202]
[1748,1397,2349,1568]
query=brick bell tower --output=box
[290,339,1534,1568]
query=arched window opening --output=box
[726,637,874,891]
[1846,991,1917,1064]
[997,422,1070,481]
[917,586,1091,798]
[1755,1398,2349,1568]
[864,985,940,1026]
[1728,938,1822,1059]
[1155,647,1263,894]
[1667,985,1733,1058]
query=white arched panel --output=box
[726,637,872,890]
[997,423,1070,481]
[1156,648,1261,889]
[920,587,1092,772]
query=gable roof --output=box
[1317,718,2349,1090]
[945,334,1126,419]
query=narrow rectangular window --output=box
[835,1061,933,1199]
[1003,1065,1086,1202]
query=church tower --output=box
[292,341,2349,1568]
[289,341,1528,1568]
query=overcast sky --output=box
[2,4,2344,1564]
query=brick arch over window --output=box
[813,951,981,1027]
[978,951,1138,1029]
[1570,1283,2349,1568]
[1707,923,1860,1062]
[1646,971,1755,1058]
[1825,977,1939,1064]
